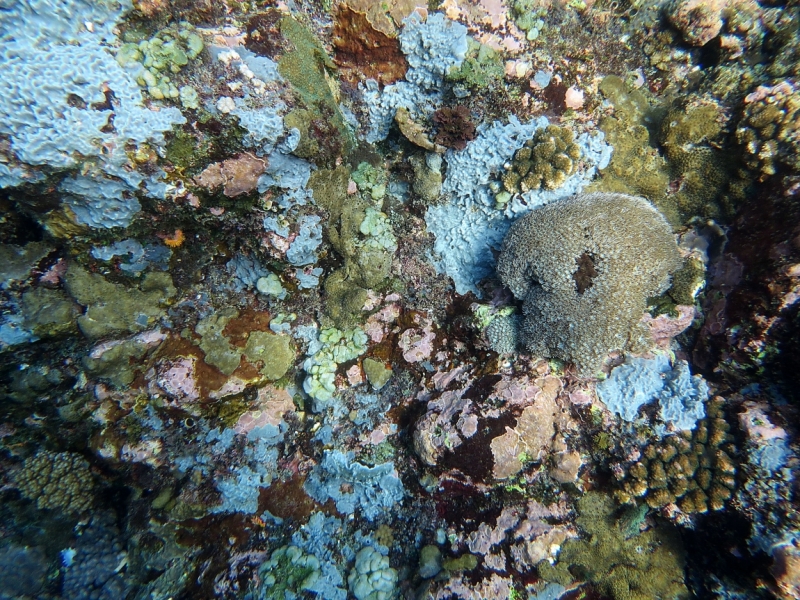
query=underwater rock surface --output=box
[0,1,798,599]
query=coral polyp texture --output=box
[497,192,681,374]
[13,450,95,514]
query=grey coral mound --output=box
[497,192,680,374]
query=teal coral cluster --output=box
[303,327,368,407]
[257,545,321,599]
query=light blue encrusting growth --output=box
[361,13,468,143]
[0,0,186,226]
[597,355,708,432]
[304,450,404,521]
[425,116,613,296]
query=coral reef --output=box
[0,2,796,598]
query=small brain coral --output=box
[497,192,681,374]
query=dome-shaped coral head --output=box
[497,192,681,376]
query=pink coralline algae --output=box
[739,401,788,442]
[233,385,294,436]
[489,374,567,479]
[667,0,728,46]
[467,505,521,555]
[154,357,200,405]
[433,572,515,600]
[642,304,696,349]
[398,315,436,363]
[120,439,163,468]
[413,386,477,466]
[194,153,267,198]
[364,302,400,343]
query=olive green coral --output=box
[592,75,741,225]
[497,192,681,375]
[64,264,176,340]
[493,125,581,207]
[310,165,397,327]
[613,396,737,512]
[537,491,688,600]
[14,450,95,514]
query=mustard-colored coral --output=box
[613,397,737,512]
[592,75,742,225]
[537,491,689,600]
[14,451,95,514]
[495,125,581,205]
[736,81,800,180]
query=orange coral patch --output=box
[164,229,185,248]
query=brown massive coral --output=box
[497,192,681,374]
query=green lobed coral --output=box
[14,450,95,514]
[255,545,321,600]
[303,327,368,406]
[591,76,675,223]
[667,256,706,306]
[446,37,504,88]
[277,15,354,164]
[537,491,688,600]
[508,0,547,40]
[83,336,155,387]
[310,165,397,326]
[19,287,79,339]
[117,22,204,101]
[658,102,736,220]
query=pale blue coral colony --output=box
[0,0,797,598]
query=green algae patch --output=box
[537,491,688,600]
[195,308,241,376]
[277,15,354,165]
[83,337,154,387]
[64,264,176,340]
[363,357,392,390]
[243,331,295,381]
[20,287,79,339]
